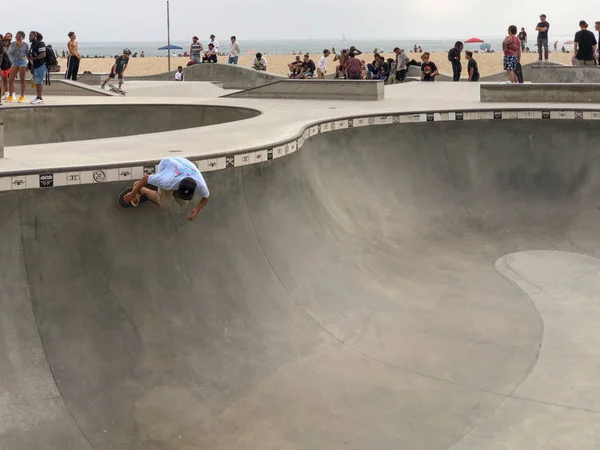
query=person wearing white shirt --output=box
[228,36,240,64]
[252,52,268,71]
[175,66,184,81]
[209,34,219,53]
[316,49,331,79]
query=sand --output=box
[61,52,576,79]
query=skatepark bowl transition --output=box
[3,107,600,449]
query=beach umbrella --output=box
[564,40,574,45]
[465,37,484,43]
[158,44,183,50]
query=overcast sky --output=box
[3,0,599,42]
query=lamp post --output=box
[167,0,171,72]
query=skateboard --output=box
[515,63,524,84]
[108,84,127,96]
[118,185,157,208]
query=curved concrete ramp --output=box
[1,104,260,146]
[2,119,600,449]
[129,62,284,89]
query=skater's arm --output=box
[131,175,150,195]
[188,197,209,222]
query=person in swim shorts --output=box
[123,157,210,222]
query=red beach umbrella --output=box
[465,37,484,43]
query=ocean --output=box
[52,37,577,58]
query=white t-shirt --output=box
[148,157,210,199]
[210,39,219,51]
[317,55,327,72]
[229,42,240,57]
[175,71,184,81]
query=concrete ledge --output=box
[481,83,600,103]
[224,80,384,101]
[129,63,284,89]
[530,65,600,83]
[22,79,112,97]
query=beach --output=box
[62,51,575,79]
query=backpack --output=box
[45,45,58,67]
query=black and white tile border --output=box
[2,109,600,192]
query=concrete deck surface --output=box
[1,81,600,450]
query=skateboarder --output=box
[123,157,210,222]
[101,48,131,90]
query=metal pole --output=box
[0,121,4,158]
[167,1,171,72]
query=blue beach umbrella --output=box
[158,44,183,50]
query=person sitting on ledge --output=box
[288,55,302,78]
[252,52,268,71]
[202,43,217,63]
[297,54,316,79]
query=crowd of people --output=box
[0,30,54,105]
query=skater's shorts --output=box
[503,55,518,71]
[156,187,189,208]
[108,71,124,80]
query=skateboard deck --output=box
[515,63,524,84]
[118,185,158,208]
[119,188,149,208]
[108,84,127,96]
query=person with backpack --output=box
[448,41,463,82]
[28,31,46,104]
[0,34,11,101]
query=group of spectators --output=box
[0,30,49,105]
[189,35,241,65]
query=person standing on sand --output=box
[228,36,240,64]
[316,49,330,79]
[518,28,527,51]
[65,31,81,81]
[7,31,28,103]
[573,20,597,66]
[503,25,521,83]
[190,37,203,64]
[536,14,550,61]
[448,41,463,82]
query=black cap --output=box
[579,20,588,27]
[178,178,196,201]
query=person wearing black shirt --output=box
[298,54,316,79]
[448,41,463,81]
[28,31,46,104]
[420,53,438,82]
[574,20,597,65]
[465,51,480,81]
[518,28,528,51]
[101,49,131,90]
[536,14,550,61]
